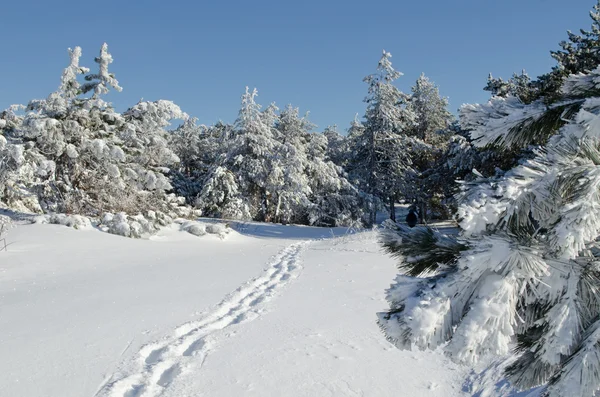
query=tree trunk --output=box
[389,195,396,222]
[367,129,377,228]
[275,194,282,223]
[370,209,377,228]
[419,201,427,224]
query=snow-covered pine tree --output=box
[59,47,90,100]
[168,117,208,201]
[196,165,249,220]
[484,70,540,105]
[347,51,416,226]
[170,120,215,198]
[119,99,186,210]
[304,131,365,227]
[323,124,349,168]
[423,120,521,218]
[260,102,290,222]
[378,60,600,397]
[0,44,188,218]
[225,87,280,221]
[346,113,365,139]
[0,114,29,210]
[271,105,312,224]
[489,0,600,103]
[405,74,453,220]
[481,0,600,107]
[0,44,126,213]
[345,115,381,223]
[80,43,122,101]
[408,74,453,144]
[169,119,236,206]
[551,0,600,79]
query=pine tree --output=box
[484,1,600,103]
[408,74,452,144]
[322,125,348,168]
[120,99,185,195]
[484,70,539,104]
[59,47,90,100]
[378,62,600,397]
[0,44,187,217]
[406,74,453,221]
[272,105,312,223]
[303,131,365,227]
[347,50,416,226]
[80,43,122,100]
[551,0,600,77]
[226,87,280,221]
[196,166,249,219]
[169,118,225,203]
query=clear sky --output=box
[0,0,595,132]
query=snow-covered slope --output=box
[0,221,468,397]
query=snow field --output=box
[1,222,468,396]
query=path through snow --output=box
[161,231,469,397]
[98,242,309,397]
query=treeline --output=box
[0,44,504,228]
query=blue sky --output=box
[0,0,595,132]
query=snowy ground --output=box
[1,219,470,397]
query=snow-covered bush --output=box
[42,213,92,229]
[98,211,171,238]
[0,214,12,250]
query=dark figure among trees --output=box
[405,207,418,227]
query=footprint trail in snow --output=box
[97,241,309,397]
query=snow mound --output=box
[181,220,206,236]
[180,220,232,239]
[98,212,170,238]
[34,213,93,230]
[205,222,229,236]
[20,210,231,240]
